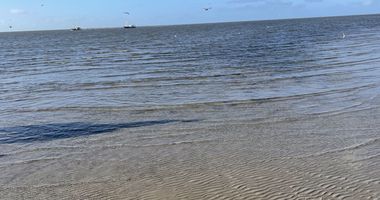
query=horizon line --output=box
[1,12,379,34]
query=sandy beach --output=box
[1,96,379,200]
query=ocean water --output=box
[1,14,380,141]
[1,15,380,199]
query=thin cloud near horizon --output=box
[10,9,27,15]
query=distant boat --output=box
[124,24,136,29]
[71,27,81,31]
[123,11,136,29]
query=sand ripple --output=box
[1,105,380,199]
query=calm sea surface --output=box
[1,15,380,140]
[2,15,380,200]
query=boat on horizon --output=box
[124,24,137,29]
[71,27,81,31]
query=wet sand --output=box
[1,98,380,200]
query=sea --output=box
[1,15,380,199]
[1,14,380,143]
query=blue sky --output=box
[0,0,379,31]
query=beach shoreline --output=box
[1,96,379,199]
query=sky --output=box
[0,0,379,32]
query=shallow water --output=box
[1,15,380,199]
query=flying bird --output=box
[124,12,130,15]
[9,25,12,29]
[203,7,212,11]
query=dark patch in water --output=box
[0,120,199,144]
